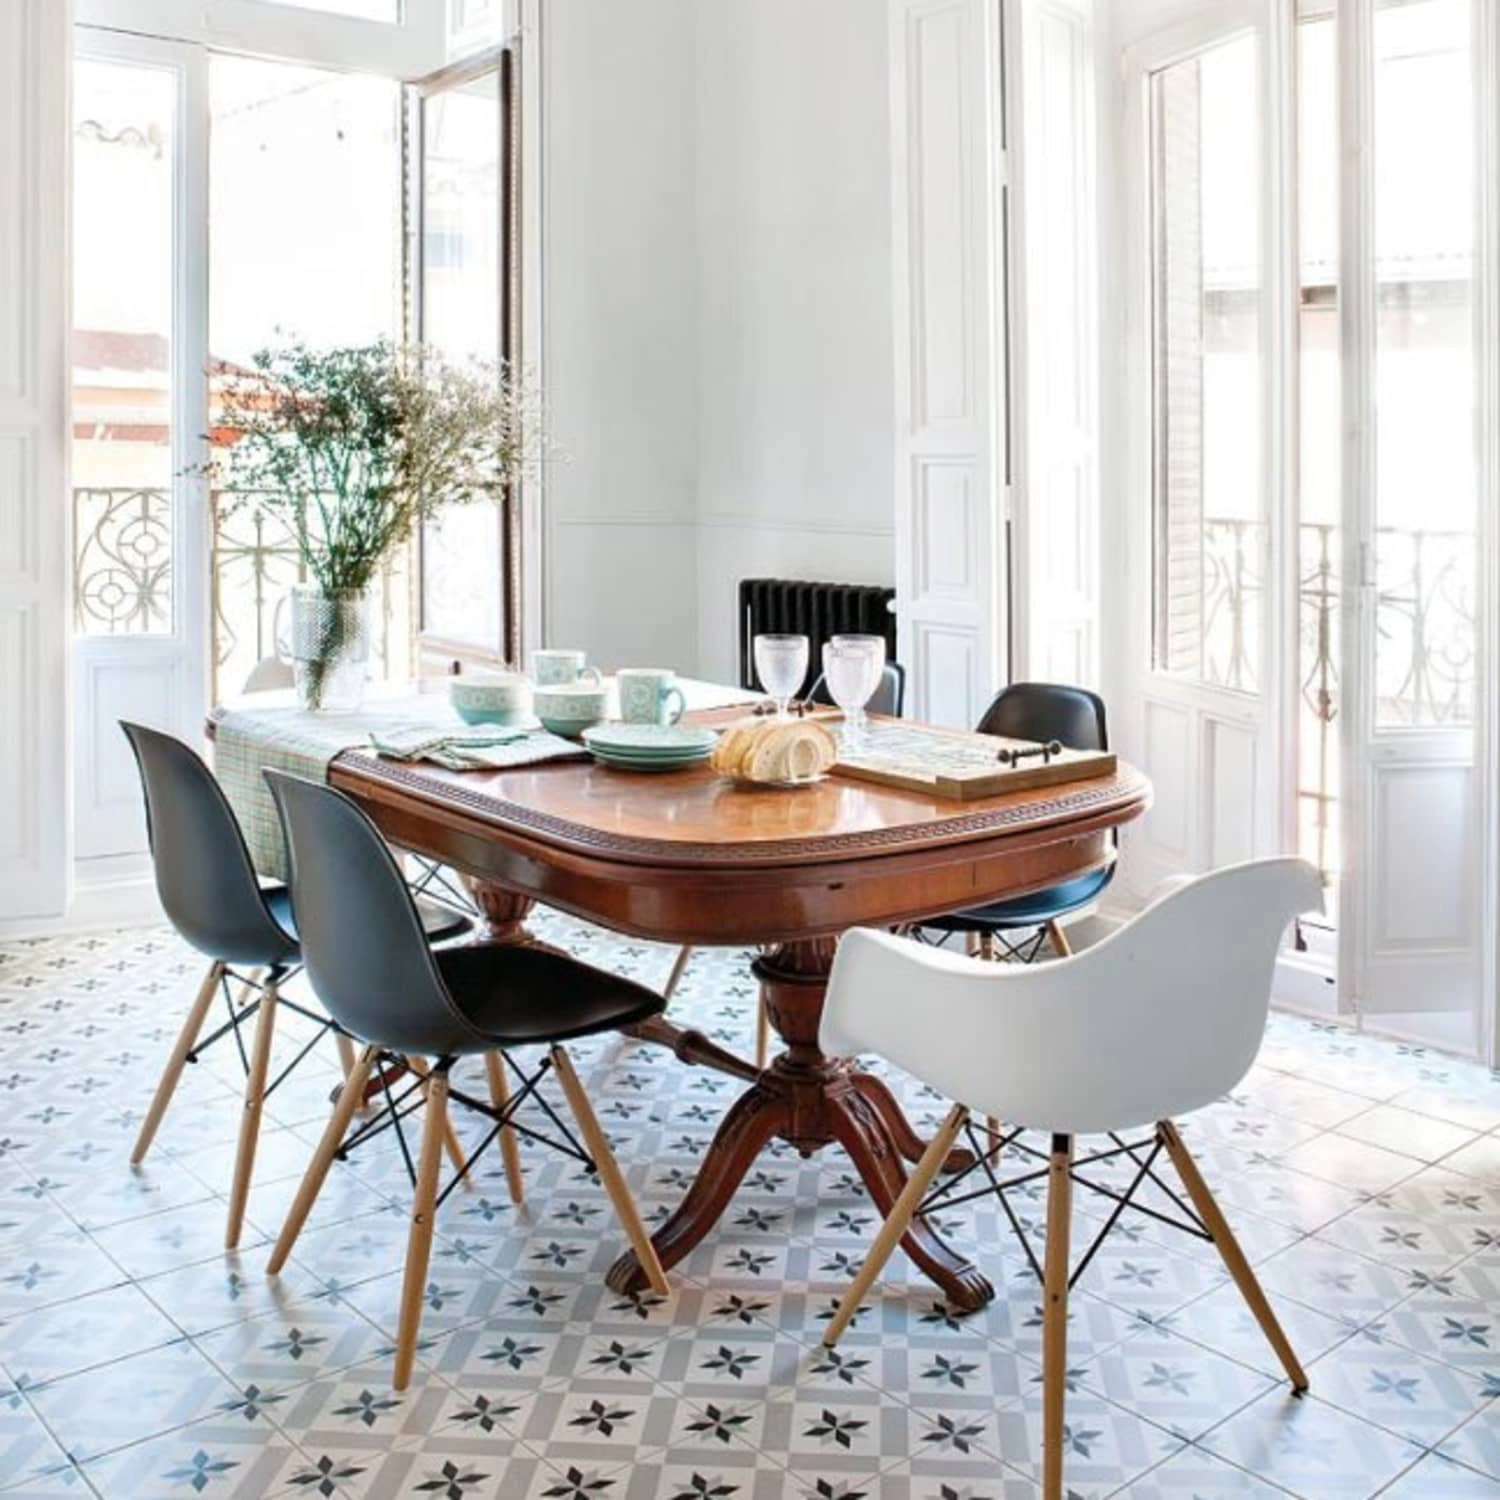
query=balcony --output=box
[1203,515,1476,881]
[73,485,411,699]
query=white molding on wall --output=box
[698,514,895,540]
[0,0,72,921]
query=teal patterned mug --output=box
[616,668,687,727]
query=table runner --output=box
[213,676,764,879]
[213,697,588,879]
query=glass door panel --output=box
[1371,0,1476,730]
[73,58,176,638]
[208,55,407,696]
[417,68,505,653]
[1150,32,1264,695]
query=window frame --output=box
[75,0,445,78]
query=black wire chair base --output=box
[183,964,330,1106]
[334,1049,597,1208]
[910,927,1052,963]
[917,1121,1212,1293]
[406,858,481,919]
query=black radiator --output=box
[738,578,897,698]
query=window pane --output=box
[1372,0,1476,727]
[208,55,408,696]
[1150,33,1262,692]
[72,59,176,637]
[419,72,505,650]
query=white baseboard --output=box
[0,857,163,941]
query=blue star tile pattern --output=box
[0,918,1497,1496]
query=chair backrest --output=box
[975,681,1107,749]
[121,722,298,968]
[822,857,1322,1136]
[264,770,488,1056]
[808,661,908,718]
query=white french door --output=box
[71,25,411,863]
[1122,4,1288,899]
[72,34,208,862]
[1120,0,1498,1049]
[1336,0,1492,1025]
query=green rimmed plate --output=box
[582,724,719,756]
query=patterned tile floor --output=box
[1,916,1499,1499]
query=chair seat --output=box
[922,865,1113,935]
[262,887,472,947]
[435,943,667,1049]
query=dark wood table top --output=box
[328,709,1150,944]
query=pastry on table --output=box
[710,716,838,784]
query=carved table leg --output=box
[851,1072,975,1174]
[464,879,538,945]
[829,1083,992,1311]
[606,937,994,1312]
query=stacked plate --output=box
[581,723,719,773]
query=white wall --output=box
[693,0,896,684]
[538,0,700,671]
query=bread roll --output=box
[712,717,837,783]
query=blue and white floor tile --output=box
[1,920,1499,1497]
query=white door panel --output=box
[890,0,1007,727]
[74,648,185,860]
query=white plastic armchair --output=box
[819,857,1322,1500]
[822,856,1322,1137]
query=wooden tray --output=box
[831,721,1116,801]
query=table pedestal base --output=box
[605,937,994,1312]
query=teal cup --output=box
[616,668,687,727]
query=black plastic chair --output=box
[262,769,671,1390]
[120,722,471,1249]
[918,682,1114,959]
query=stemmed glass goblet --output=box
[823,634,886,752]
[753,633,810,720]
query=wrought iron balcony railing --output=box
[1202,515,1476,881]
[73,485,410,700]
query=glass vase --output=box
[287,584,370,713]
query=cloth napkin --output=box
[369,724,588,772]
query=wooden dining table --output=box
[325,709,1151,1311]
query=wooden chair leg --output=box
[1159,1120,1308,1392]
[268,1046,378,1273]
[484,1052,526,1207]
[824,1102,969,1347]
[662,945,694,1002]
[407,1056,471,1186]
[226,982,280,1250]
[131,961,224,1166]
[978,932,997,961]
[394,1066,450,1391]
[550,1044,670,1297]
[1045,919,1073,957]
[755,984,771,1071]
[333,1031,374,1116]
[1042,1134,1074,1500]
[985,1116,1002,1152]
